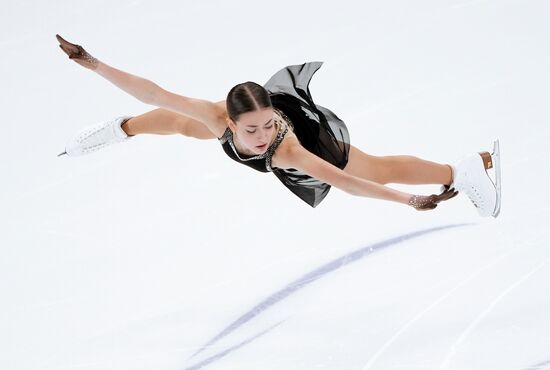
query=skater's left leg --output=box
[343,145,453,186]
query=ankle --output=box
[120,118,135,137]
[445,164,455,186]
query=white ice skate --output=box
[450,139,502,217]
[58,116,133,157]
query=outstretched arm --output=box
[56,34,225,136]
[277,140,456,210]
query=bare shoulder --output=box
[271,133,301,170]
[209,99,229,138]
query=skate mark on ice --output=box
[360,240,522,370]
[360,225,550,369]
[190,223,470,360]
[523,357,550,370]
[438,257,550,370]
[184,321,285,370]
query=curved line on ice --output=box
[190,223,470,360]
[523,357,550,370]
[184,320,286,370]
[360,237,520,370]
[438,257,550,370]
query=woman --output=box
[55,34,501,216]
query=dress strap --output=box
[265,120,288,172]
[218,127,231,143]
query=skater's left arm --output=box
[277,142,412,205]
[277,142,457,210]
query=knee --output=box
[178,120,216,140]
[176,120,191,136]
[385,155,418,168]
[379,155,418,184]
[157,110,190,136]
[173,115,197,137]
[368,155,395,185]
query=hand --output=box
[408,187,458,211]
[56,34,99,70]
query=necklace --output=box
[218,107,292,165]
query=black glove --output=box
[408,187,458,211]
[56,34,99,70]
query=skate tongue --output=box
[479,152,493,170]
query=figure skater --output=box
[55,35,501,216]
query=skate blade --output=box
[491,139,502,217]
[57,151,67,157]
[476,140,501,218]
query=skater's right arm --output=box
[56,35,226,136]
[94,62,224,130]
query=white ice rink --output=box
[2,1,550,369]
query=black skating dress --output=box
[217,61,350,208]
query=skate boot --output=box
[450,140,502,217]
[58,116,133,157]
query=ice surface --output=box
[1,1,550,369]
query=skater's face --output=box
[231,108,276,154]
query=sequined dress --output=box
[218,61,350,208]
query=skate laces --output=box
[78,123,113,152]
[460,155,493,210]
[77,119,126,153]
[452,144,500,218]
[464,183,484,209]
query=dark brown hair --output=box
[226,81,272,122]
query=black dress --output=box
[218,61,350,208]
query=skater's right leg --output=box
[60,108,218,156]
[122,108,217,140]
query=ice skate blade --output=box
[470,140,501,218]
[491,139,502,218]
[57,151,67,157]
